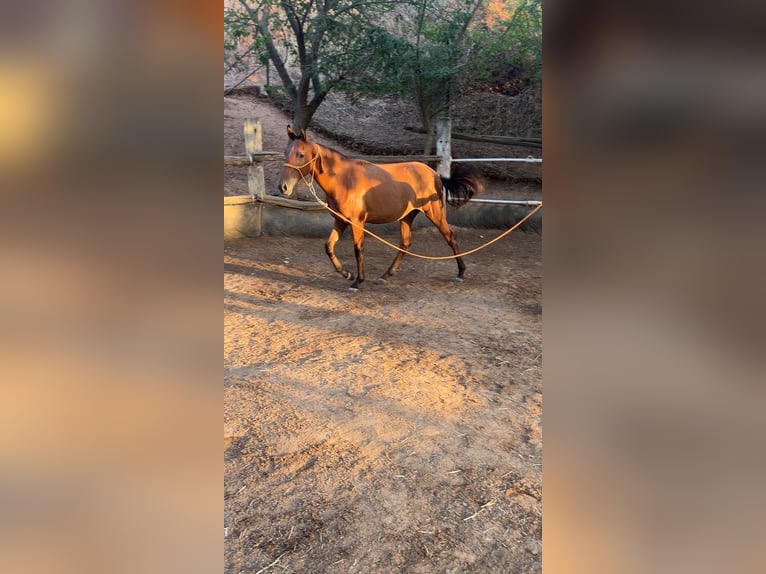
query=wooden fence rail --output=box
[403,126,542,148]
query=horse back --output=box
[378,161,441,197]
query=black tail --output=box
[441,165,484,208]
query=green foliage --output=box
[352,0,543,149]
[359,3,475,95]
[224,0,542,131]
[513,0,543,83]
[224,8,257,72]
[470,0,542,91]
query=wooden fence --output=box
[224,117,541,238]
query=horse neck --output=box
[313,145,345,198]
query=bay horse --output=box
[279,126,483,291]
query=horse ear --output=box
[300,128,308,141]
[287,125,297,140]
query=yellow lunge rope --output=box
[284,155,542,261]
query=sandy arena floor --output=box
[225,227,542,573]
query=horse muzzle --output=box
[278,170,298,197]
[279,176,296,197]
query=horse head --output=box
[279,126,323,196]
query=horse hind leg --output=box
[378,211,418,283]
[422,206,466,282]
[326,219,353,281]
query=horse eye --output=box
[297,153,304,159]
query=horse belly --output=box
[363,185,417,224]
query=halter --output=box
[283,146,323,190]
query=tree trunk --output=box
[292,86,328,132]
[422,128,436,156]
[292,106,311,132]
[418,96,435,155]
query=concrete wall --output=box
[224,196,541,239]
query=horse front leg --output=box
[325,219,353,281]
[348,223,365,292]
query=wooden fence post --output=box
[244,117,265,236]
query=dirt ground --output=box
[225,95,542,573]
[224,227,542,573]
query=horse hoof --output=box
[453,277,464,284]
[376,277,388,284]
[347,286,359,293]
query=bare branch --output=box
[238,0,297,98]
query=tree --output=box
[471,0,542,92]
[225,1,542,149]
[354,0,484,153]
[228,0,398,131]
[358,0,541,153]
[409,0,485,154]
